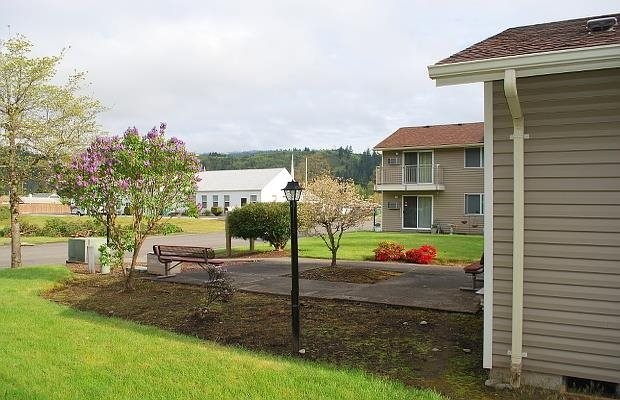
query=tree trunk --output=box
[330,249,337,267]
[125,237,143,291]
[8,127,21,268]
[9,187,21,268]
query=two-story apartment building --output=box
[374,122,484,234]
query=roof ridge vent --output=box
[586,16,617,33]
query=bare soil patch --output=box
[297,266,403,284]
[45,274,564,400]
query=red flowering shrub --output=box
[405,245,437,264]
[373,241,405,261]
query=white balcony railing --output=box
[375,165,444,186]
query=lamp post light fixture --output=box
[282,180,303,354]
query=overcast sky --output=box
[3,1,617,153]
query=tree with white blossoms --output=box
[0,35,103,268]
[56,124,201,289]
[299,174,378,267]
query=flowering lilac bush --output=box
[55,123,200,288]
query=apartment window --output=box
[223,195,230,209]
[212,195,219,208]
[465,194,484,215]
[201,195,208,209]
[465,147,484,168]
[250,194,257,203]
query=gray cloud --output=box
[3,0,617,153]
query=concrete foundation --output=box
[489,367,563,391]
[146,253,182,275]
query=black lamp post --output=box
[283,180,303,354]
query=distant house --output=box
[429,14,620,391]
[196,168,293,211]
[374,123,484,234]
[0,193,69,214]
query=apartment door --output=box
[402,196,432,229]
[240,197,248,207]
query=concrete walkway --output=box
[155,257,481,314]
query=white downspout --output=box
[503,69,527,388]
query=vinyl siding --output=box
[492,68,620,384]
[379,148,484,233]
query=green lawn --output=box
[0,236,69,246]
[0,266,443,400]
[298,232,482,264]
[232,231,482,265]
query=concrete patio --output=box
[154,257,482,313]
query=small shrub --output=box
[201,208,212,216]
[373,241,404,261]
[0,206,10,220]
[195,266,235,319]
[39,218,104,237]
[19,221,40,236]
[211,206,223,216]
[153,222,183,235]
[0,226,10,237]
[227,202,290,250]
[405,245,437,264]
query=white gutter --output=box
[482,81,494,369]
[503,69,527,388]
[428,44,620,86]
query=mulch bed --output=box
[42,274,565,400]
[297,266,403,284]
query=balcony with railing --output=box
[375,164,445,191]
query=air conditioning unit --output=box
[67,237,106,263]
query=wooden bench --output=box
[153,245,224,276]
[460,254,484,291]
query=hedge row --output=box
[0,218,182,238]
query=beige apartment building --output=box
[429,13,620,393]
[374,123,484,234]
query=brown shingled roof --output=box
[374,123,483,150]
[437,13,620,65]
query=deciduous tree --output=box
[56,124,200,289]
[299,175,377,266]
[0,36,103,268]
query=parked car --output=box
[70,206,87,216]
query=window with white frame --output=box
[250,194,257,203]
[465,147,484,168]
[223,195,230,209]
[465,194,484,215]
[201,195,208,209]
[212,195,219,208]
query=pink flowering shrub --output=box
[54,123,200,288]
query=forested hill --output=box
[198,147,381,187]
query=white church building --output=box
[195,168,293,211]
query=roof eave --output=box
[374,142,484,152]
[428,43,620,86]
